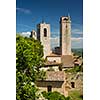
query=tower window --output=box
[44,28,47,37]
[63,18,67,21]
[47,85,52,92]
[53,60,56,62]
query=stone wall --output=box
[46,56,61,63]
[36,81,68,96]
[65,72,83,94]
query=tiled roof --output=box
[45,71,65,81]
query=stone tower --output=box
[37,22,51,58]
[60,16,71,55]
[30,30,37,40]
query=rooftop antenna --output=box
[67,8,70,18]
[68,13,71,20]
[42,16,45,23]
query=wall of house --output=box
[40,66,59,71]
[36,81,68,96]
[47,56,61,63]
[65,72,83,93]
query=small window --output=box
[54,60,56,62]
[71,82,75,88]
[44,28,47,37]
[63,18,67,21]
[47,85,52,92]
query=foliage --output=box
[37,70,46,80]
[65,66,82,73]
[69,90,83,100]
[16,34,44,100]
[72,48,83,58]
[42,90,83,100]
[42,91,71,100]
[47,67,55,71]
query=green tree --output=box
[42,91,71,100]
[16,34,44,100]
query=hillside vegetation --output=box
[72,48,83,57]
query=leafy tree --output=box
[16,34,44,100]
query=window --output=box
[54,60,56,62]
[44,28,47,37]
[63,18,67,21]
[47,85,52,92]
[71,82,75,88]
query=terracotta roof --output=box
[61,55,74,68]
[45,71,65,81]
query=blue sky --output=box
[16,0,83,48]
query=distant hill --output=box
[72,48,83,57]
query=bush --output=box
[65,66,82,73]
[42,91,71,100]
[69,90,83,100]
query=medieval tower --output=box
[37,22,51,58]
[60,16,71,55]
[30,30,37,40]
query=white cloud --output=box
[17,24,33,29]
[71,37,83,48]
[16,8,31,14]
[50,37,59,48]
[71,37,83,41]
[50,37,59,42]
[50,37,83,48]
[21,32,31,37]
[72,29,83,34]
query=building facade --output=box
[36,71,68,96]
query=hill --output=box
[72,48,83,57]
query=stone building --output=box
[36,71,68,96]
[40,53,74,71]
[60,16,71,55]
[65,72,83,93]
[37,22,51,58]
[30,16,74,68]
[30,30,37,40]
[30,16,82,98]
[43,16,73,68]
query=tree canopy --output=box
[42,91,71,100]
[16,34,44,100]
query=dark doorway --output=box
[47,85,52,92]
[71,82,75,88]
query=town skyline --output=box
[16,0,83,48]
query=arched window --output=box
[63,18,67,21]
[44,28,47,37]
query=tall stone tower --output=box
[37,22,51,58]
[60,16,71,55]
